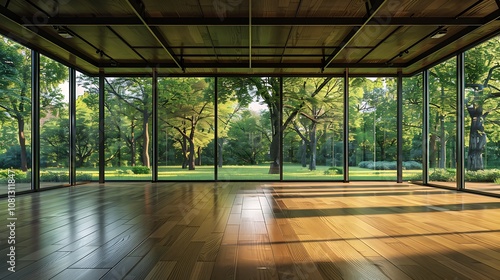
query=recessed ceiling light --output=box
[431,29,447,39]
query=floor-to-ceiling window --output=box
[282,77,344,180]
[0,36,32,193]
[75,72,99,182]
[157,77,214,180]
[104,77,152,180]
[349,77,398,180]
[428,57,457,187]
[464,36,500,195]
[403,74,424,181]
[216,77,280,181]
[39,55,69,188]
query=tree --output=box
[159,78,214,170]
[284,77,343,170]
[105,77,152,167]
[465,37,500,170]
[0,37,68,171]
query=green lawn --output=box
[63,164,423,181]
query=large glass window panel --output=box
[464,36,500,195]
[282,77,344,180]
[349,78,397,180]
[104,77,152,180]
[40,55,69,188]
[403,74,424,181]
[75,72,99,182]
[157,77,214,180]
[216,77,280,181]
[428,57,457,187]
[0,36,32,193]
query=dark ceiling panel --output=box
[0,0,499,76]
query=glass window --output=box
[428,57,457,187]
[217,77,280,181]
[40,55,70,188]
[282,77,344,180]
[104,77,152,180]
[403,74,423,181]
[75,72,99,182]
[349,78,398,180]
[464,36,500,195]
[0,36,32,193]
[157,77,214,180]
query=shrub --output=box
[358,161,422,170]
[324,166,343,175]
[429,169,455,182]
[76,173,93,181]
[465,169,500,182]
[131,166,151,174]
[40,172,69,182]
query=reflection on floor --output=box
[0,182,499,279]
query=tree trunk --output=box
[17,117,28,171]
[467,106,486,171]
[439,115,446,168]
[268,113,280,174]
[131,124,136,166]
[218,138,224,168]
[429,134,437,168]
[309,126,317,171]
[300,140,307,167]
[188,139,196,170]
[142,111,150,167]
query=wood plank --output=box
[0,182,500,280]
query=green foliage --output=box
[358,161,422,170]
[324,166,343,175]
[429,169,456,182]
[40,171,69,182]
[464,169,500,182]
[76,173,93,181]
[0,145,31,169]
[131,166,151,174]
[0,169,30,183]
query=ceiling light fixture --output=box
[431,29,447,39]
[54,26,73,39]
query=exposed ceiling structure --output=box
[0,0,499,76]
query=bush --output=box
[358,161,422,170]
[0,169,31,183]
[40,172,69,182]
[429,169,455,182]
[324,166,343,175]
[465,169,500,182]
[76,173,93,181]
[131,166,151,174]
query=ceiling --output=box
[0,0,499,76]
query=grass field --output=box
[57,164,423,181]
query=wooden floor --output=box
[1,182,500,279]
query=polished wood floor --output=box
[1,182,500,279]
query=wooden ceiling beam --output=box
[21,17,491,27]
[322,0,387,70]
[125,0,183,70]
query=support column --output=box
[457,53,465,190]
[69,68,76,185]
[214,77,219,181]
[152,69,158,182]
[279,76,284,181]
[31,50,40,191]
[423,70,430,184]
[344,69,350,182]
[397,71,403,183]
[99,70,105,184]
